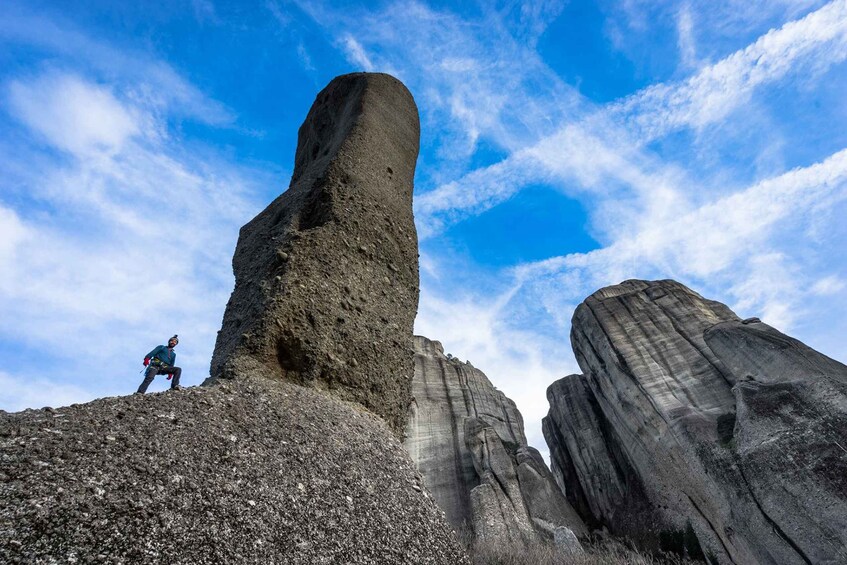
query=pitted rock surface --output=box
[0,381,469,564]
[405,336,585,551]
[208,72,420,433]
[544,279,847,564]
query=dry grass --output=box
[470,538,694,565]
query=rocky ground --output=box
[0,379,469,564]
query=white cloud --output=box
[266,1,291,27]
[297,0,583,167]
[417,119,694,242]
[415,1,847,238]
[8,73,141,156]
[297,42,315,71]
[614,0,847,140]
[812,275,846,295]
[340,34,376,71]
[728,254,798,329]
[676,4,698,69]
[0,206,27,268]
[513,148,847,330]
[0,9,235,126]
[0,371,94,412]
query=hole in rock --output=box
[299,185,334,230]
[716,412,736,445]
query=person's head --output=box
[168,335,179,348]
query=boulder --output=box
[515,445,591,541]
[542,373,642,531]
[208,72,420,434]
[466,417,536,547]
[705,319,847,564]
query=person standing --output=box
[136,335,183,393]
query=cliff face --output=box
[544,279,847,564]
[208,72,420,434]
[405,336,586,550]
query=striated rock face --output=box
[542,374,651,534]
[544,279,847,564]
[466,417,537,546]
[405,336,586,550]
[0,380,469,564]
[208,72,420,433]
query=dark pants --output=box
[137,364,182,393]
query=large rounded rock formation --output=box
[544,279,847,564]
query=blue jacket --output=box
[146,345,176,367]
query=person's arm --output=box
[145,345,164,360]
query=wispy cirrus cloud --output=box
[514,147,847,298]
[675,4,699,70]
[8,73,141,155]
[0,7,235,126]
[417,0,847,238]
[295,0,582,167]
[340,34,376,72]
[612,0,847,141]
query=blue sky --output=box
[2,0,846,454]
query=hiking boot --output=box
[170,385,183,391]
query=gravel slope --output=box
[1,379,469,564]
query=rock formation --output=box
[405,336,586,551]
[544,279,847,564]
[0,74,469,564]
[208,72,420,434]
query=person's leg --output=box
[169,366,182,389]
[136,366,158,394]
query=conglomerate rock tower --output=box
[208,72,420,433]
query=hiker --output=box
[136,335,183,393]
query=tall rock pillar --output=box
[208,73,420,433]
